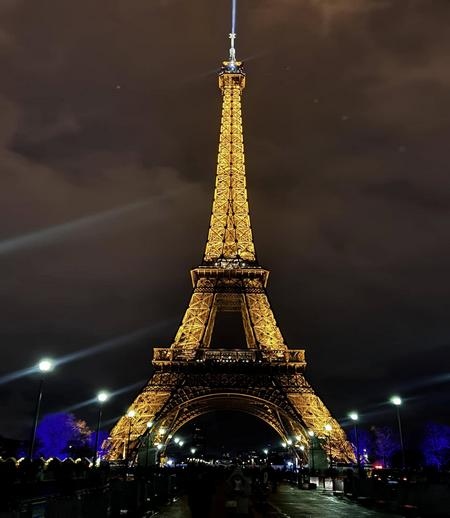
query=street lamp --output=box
[145,420,153,468]
[324,424,333,470]
[38,359,53,372]
[126,410,136,462]
[94,391,109,465]
[348,411,361,473]
[307,430,315,472]
[29,358,54,459]
[390,395,405,469]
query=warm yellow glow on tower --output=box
[204,61,255,265]
[106,35,354,466]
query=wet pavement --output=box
[269,483,401,517]
[156,483,402,517]
[156,496,189,517]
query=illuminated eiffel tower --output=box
[106,11,354,464]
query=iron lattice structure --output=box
[106,59,354,463]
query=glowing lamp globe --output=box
[38,359,54,372]
[390,396,402,406]
[97,391,109,403]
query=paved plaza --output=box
[269,484,400,517]
[157,483,401,517]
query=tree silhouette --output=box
[371,426,397,468]
[347,427,372,465]
[36,413,92,459]
[422,422,450,470]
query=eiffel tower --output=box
[106,14,354,464]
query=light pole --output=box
[145,420,153,468]
[94,391,109,465]
[126,410,136,462]
[299,444,305,477]
[324,424,333,470]
[29,358,54,459]
[348,412,361,473]
[390,396,405,470]
[307,430,315,472]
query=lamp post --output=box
[126,410,136,462]
[390,396,405,470]
[145,420,153,468]
[299,444,305,477]
[29,358,54,459]
[348,412,361,473]
[324,424,333,470]
[307,430,315,473]
[94,391,109,465]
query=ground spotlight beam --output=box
[0,199,152,256]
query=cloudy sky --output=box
[0,0,449,442]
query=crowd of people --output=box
[0,457,285,516]
[183,464,281,517]
[0,457,109,509]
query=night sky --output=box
[0,1,449,445]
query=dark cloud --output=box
[0,0,449,440]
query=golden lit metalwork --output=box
[204,62,255,264]
[106,58,354,464]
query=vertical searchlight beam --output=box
[229,0,237,62]
[231,0,237,35]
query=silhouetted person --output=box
[225,467,251,516]
[186,466,214,517]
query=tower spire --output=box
[203,0,256,267]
